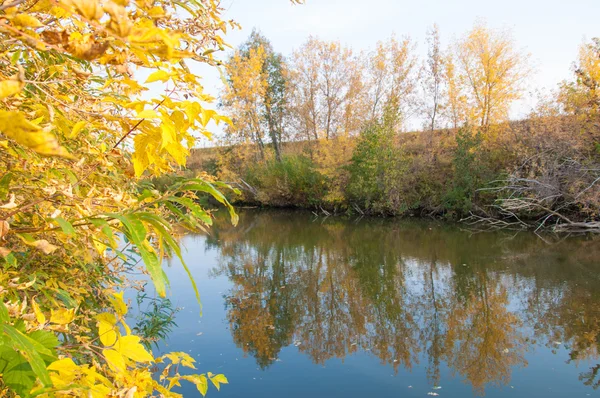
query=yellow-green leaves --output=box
[179,373,228,396]
[208,372,228,391]
[11,14,43,28]
[0,0,235,394]
[2,324,53,387]
[0,111,75,159]
[69,121,86,139]
[103,348,126,371]
[108,292,128,316]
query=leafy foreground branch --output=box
[0,0,248,395]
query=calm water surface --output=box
[134,210,600,397]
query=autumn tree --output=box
[221,43,269,159]
[365,35,418,131]
[288,37,364,141]
[421,24,446,132]
[559,38,600,118]
[454,23,531,132]
[222,30,288,161]
[445,53,469,129]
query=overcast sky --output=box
[187,0,599,145]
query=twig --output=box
[0,0,26,11]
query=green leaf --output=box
[209,373,228,391]
[2,324,52,387]
[0,172,12,201]
[182,374,208,396]
[0,345,37,397]
[107,213,146,244]
[167,197,212,225]
[137,212,202,312]
[4,252,17,269]
[108,212,168,297]
[180,180,238,225]
[0,302,9,323]
[53,217,76,236]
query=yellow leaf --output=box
[145,70,170,83]
[50,308,75,325]
[97,315,118,347]
[47,357,78,377]
[136,109,160,119]
[108,291,127,316]
[0,80,23,99]
[147,5,165,18]
[69,121,86,138]
[103,348,126,372]
[209,374,228,391]
[0,111,75,159]
[96,312,117,325]
[61,0,104,21]
[200,109,216,127]
[12,14,43,28]
[115,335,154,363]
[32,298,46,324]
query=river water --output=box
[136,209,600,397]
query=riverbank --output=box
[189,115,600,232]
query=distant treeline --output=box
[185,28,600,232]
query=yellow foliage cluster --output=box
[0,0,248,395]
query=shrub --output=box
[245,155,328,207]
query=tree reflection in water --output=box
[204,210,600,396]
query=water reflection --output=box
[204,210,600,396]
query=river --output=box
[131,209,600,397]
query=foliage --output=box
[443,126,485,215]
[0,0,252,394]
[345,120,398,213]
[559,38,600,119]
[208,23,597,228]
[221,30,288,161]
[288,37,364,141]
[133,292,178,350]
[454,23,531,132]
[245,155,328,208]
[421,24,446,132]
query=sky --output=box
[187,0,599,146]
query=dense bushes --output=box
[244,155,329,207]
